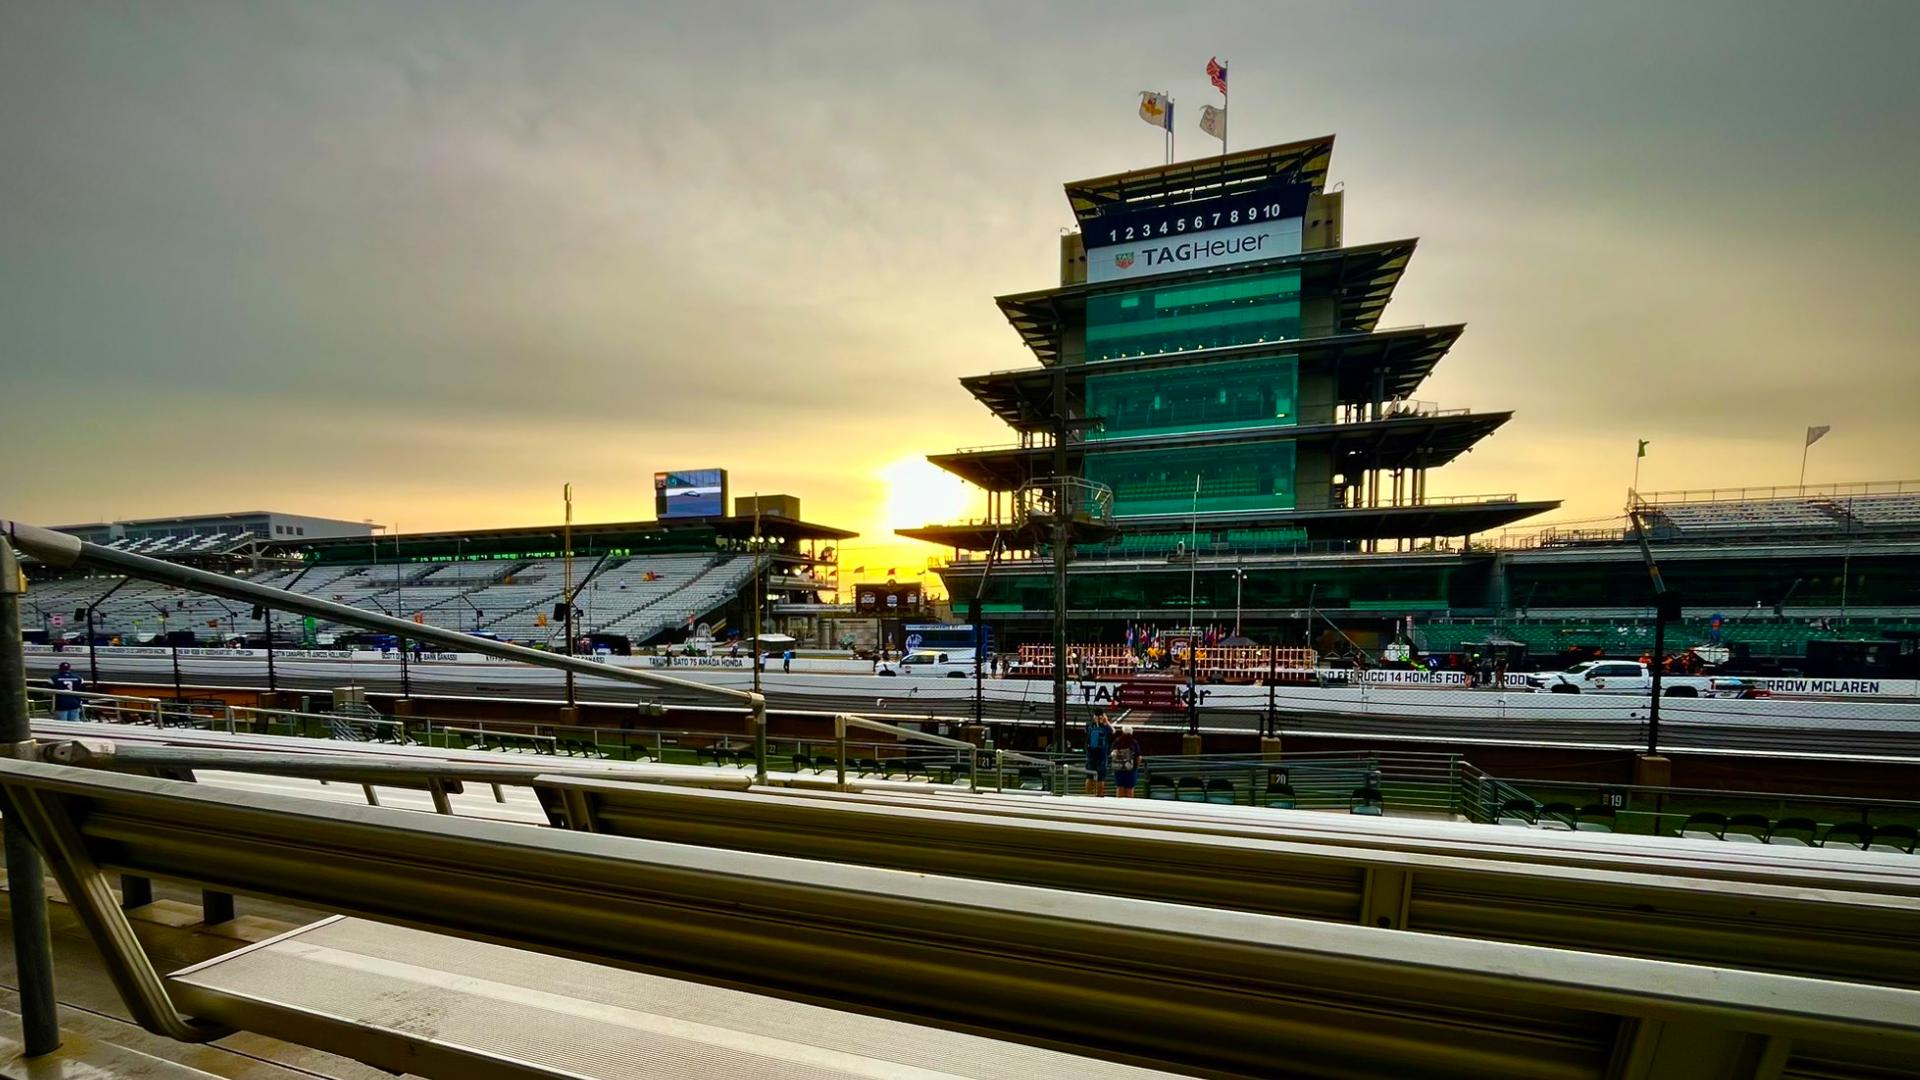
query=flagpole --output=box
[1167,95,1175,164]
[1222,61,1228,155]
[1800,441,1810,491]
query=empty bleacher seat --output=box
[1679,812,1728,840]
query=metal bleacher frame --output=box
[532,779,1920,989]
[4,760,1920,1079]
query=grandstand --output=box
[1638,482,1920,539]
[29,510,853,649]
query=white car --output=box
[1528,660,1714,697]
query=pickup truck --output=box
[1527,660,1716,697]
[876,649,979,678]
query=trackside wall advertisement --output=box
[1084,180,1311,283]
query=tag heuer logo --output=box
[1113,251,1135,269]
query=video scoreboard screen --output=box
[1083,178,1312,283]
[654,469,728,519]
[854,582,923,615]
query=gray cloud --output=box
[3,0,1918,535]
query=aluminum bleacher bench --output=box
[169,916,1173,1080]
[533,779,1920,989]
[764,786,1920,898]
[8,759,1920,1078]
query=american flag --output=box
[1206,57,1228,96]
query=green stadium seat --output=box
[1869,824,1919,855]
[1725,814,1772,843]
[1679,812,1727,840]
[1538,803,1578,831]
[1175,776,1206,802]
[1263,769,1296,809]
[1767,817,1819,847]
[1349,786,1384,816]
[1495,798,1538,827]
[1821,822,1872,850]
[1575,804,1616,833]
[1204,778,1237,805]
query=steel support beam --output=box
[0,534,60,1056]
[534,779,1920,988]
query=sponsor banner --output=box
[1359,669,1470,687]
[1734,676,1920,697]
[644,655,752,669]
[1089,216,1301,283]
[1315,668,1472,687]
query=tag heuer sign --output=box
[1113,251,1135,270]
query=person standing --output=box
[782,648,794,674]
[1083,710,1114,796]
[1109,724,1143,798]
[50,662,85,722]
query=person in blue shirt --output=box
[782,648,794,674]
[1083,710,1114,796]
[50,662,86,721]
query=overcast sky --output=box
[4,1,1917,574]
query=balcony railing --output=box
[945,400,1485,456]
[1632,479,1920,506]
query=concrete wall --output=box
[1059,233,1087,286]
[1294,443,1335,510]
[1303,191,1344,252]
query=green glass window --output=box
[1085,269,1301,362]
[975,563,1466,613]
[1087,356,1297,440]
[1084,443,1296,517]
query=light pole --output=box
[1186,476,1201,638]
[1231,566,1246,638]
[145,601,181,702]
[84,578,129,687]
[253,603,277,693]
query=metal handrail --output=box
[16,760,1920,1076]
[1633,479,1920,505]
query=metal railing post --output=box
[835,714,849,790]
[751,694,768,785]
[0,534,61,1056]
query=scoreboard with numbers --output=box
[1084,179,1312,283]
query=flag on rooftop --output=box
[1138,91,1172,130]
[850,565,865,573]
[1637,439,1649,458]
[1806,425,1832,447]
[1199,104,1227,142]
[1207,57,1228,95]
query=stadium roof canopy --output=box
[996,239,1416,366]
[1062,134,1337,223]
[962,324,1465,432]
[282,516,855,563]
[929,412,1515,491]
